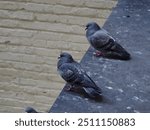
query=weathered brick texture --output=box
[0,0,117,112]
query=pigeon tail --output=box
[83,87,102,101]
[103,51,131,60]
[102,41,131,60]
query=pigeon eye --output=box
[60,54,63,57]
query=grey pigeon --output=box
[57,52,102,101]
[25,107,38,113]
[85,22,131,60]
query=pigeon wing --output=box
[101,28,115,41]
[82,74,102,93]
[73,62,102,93]
[90,31,110,48]
[83,87,102,99]
[58,63,83,83]
[90,30,116,52]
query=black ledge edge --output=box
[49,0,150,113]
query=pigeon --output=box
[85,22,131,60]
[25,107,38,113]
[57,52,102,101]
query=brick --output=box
[21,70,64,83]
[0,19,20,28]
[0,75,15,82]
[12,77,64,91]
[42,56,57,65]
[0,97,50,109]
[13,78,37,86]
[0,61,12,68]
[11,11,34,20]
[21,54,45,64]
[53,5,110,18]
[0,52,45,64]
[0,83,50,97]
[1,83,63,98]
[0,10,34,21]
[0,105,25,113]
[11,62,44,72]
[43,74,64,83]
[0,44,8,52]
[0,91,54,105]
[84,1,117,9]
[35,80,64,90]
[24,3,54,12]
[70,43,89,52]
[46,40,70,50]
[70,7,111,18]
[0,1,24,10]
[12,61,57,74]
[46,41,89,52]
[1,0,31,2]
[0,68,18,77]
[30,47,60,57]
[31,0,83,6]
[42,65,57,74]
[30,0,56,4]
[58,15,105,26]
[0,28,35,38]
[46,40,89,52]
[58,0,117,9]
[0,35,45,46]
[60,33,87,44]
[53,5,74,15]
[55,0,85,7]
[0,10,10,18]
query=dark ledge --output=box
[50,0,150,113]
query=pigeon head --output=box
[58,52,74,63]
[25,107,38,113]
[85,22,101,37]
[85,22,101,31]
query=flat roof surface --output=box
[50,0,150,113]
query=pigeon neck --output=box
[86,28,99,36]
[57,58,74,68]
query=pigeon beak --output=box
[58,56,60,59]
[85,27,88,30]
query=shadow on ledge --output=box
[49,0,150,113]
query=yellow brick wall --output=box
[0,0,117,112]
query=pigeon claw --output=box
[64,84,72,91]
[93,51,103,57]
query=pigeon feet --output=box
[93,51,103,57]
[64,84,72,91]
